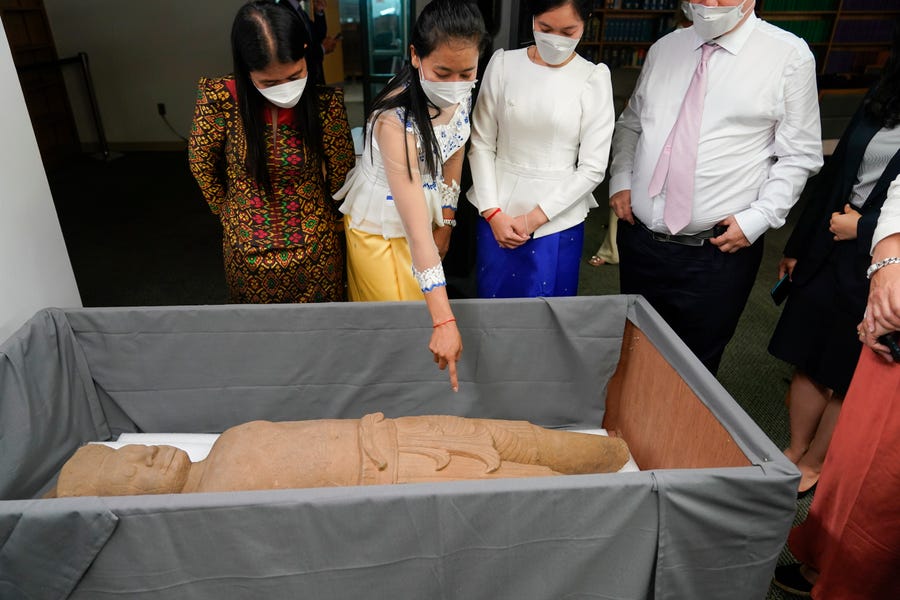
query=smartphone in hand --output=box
[770,273,791,306]
[877,333,900,361]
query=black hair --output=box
[525,0,592,23]
[865,18,900,129]
[368,0,489,180]
[231,0,323,193]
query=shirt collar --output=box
[690,11,758,55]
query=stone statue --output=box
[53,413,630,496]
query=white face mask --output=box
[419,72,475,109]
[682,1,749,42]
[255,77,307,109]
[532,19,581,66]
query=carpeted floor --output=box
[48,149,822,600]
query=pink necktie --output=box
[648,43,719,234]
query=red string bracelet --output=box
[485,208,501,222]
[433,317,457,328]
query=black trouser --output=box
[617,219,765,374]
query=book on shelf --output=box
[603,0,678,9]
[767,19,831,43]
[599,46,647,68]
[585,15,603,42]
[602,16,674,42]
[838,0,898,10]
[833,19,894,44]
[762,0,839,10]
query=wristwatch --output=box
[442,218,457,228]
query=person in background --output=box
[335,0,489,391]
[588,4,692,269]
[608,0,823,373]
[768,24,900,498]
[588,209,618,266]
[189,0,355,303]
[772,175,900,599]
[467,0,614,298]
[285,0,338,86]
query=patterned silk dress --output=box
[188,76,355,303]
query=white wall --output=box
[41,1,486,149]
[0,27,81,343]
[44,0,244,149]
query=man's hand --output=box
[709,216,750,253]
[609,190,634,224]
[829,204,861,241]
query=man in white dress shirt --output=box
[608,0,823,373]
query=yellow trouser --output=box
[344,215,423,302]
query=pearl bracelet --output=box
[866,256,900,279]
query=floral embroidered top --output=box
[335,95,471,240]
[188,76,355,253]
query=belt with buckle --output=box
[638,221,718,247]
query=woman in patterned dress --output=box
[189,0,354,303]
[334,0,488,391]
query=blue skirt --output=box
[476,219,584,298]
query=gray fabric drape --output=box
[0,297,797,599]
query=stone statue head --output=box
[57,444,192,497]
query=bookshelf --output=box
[578,1,681,69]
[577,0,899,80]
[759,0,898,83]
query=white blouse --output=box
[337,98,470,240]
[850,125,900,209]
[872,175,900,253]
[467,48,615,238]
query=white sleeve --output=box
[537,63,615,220]
[733,46,824,244]
[873,176,900,253]
[467,49,504,213]
[608,47,653,198]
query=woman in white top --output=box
[467,0,614,298]
[335,0,488,391]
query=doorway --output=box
[336,0,411,118]
[1,0,79,171]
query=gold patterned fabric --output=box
[188,76,355,303]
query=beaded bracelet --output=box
[433,317,456,328]
[485,208,501,222]
[866,256,900,280]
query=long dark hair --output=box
[368,0,488,180]
[231,0,323,193]
[526,0,592,22]
[865,18,900,128]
